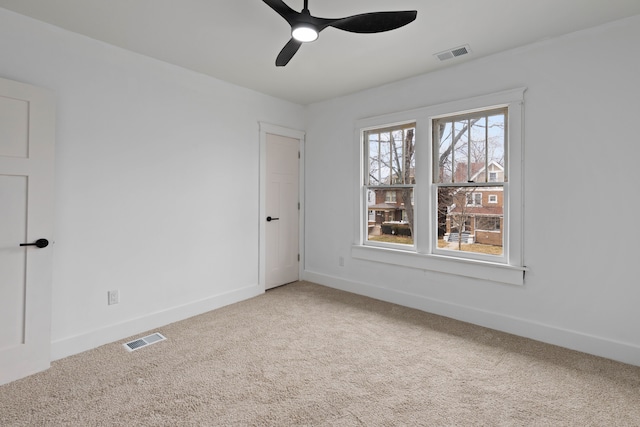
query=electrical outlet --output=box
[108,290,119,305]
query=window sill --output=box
[351,245,525,286]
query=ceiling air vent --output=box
[123,332,166,352]
[435,44,471,61]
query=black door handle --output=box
[20,238,49,248]
[266,216,280,222]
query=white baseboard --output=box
[51,284,263,361]
[303,270,640,367]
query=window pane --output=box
[405,129,416,184]
[470,117,487,181]
[487,113,506,181]
[368,135,381,185]
[367,187,413,246]
[452,120,469,182]
[436,122,453,183]
[435,109,506,185]
[436,186,503,256]
[367,132,393,185]
[367,126,415,186]
[391,130,404,184]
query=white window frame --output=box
[353,88,526,285]
[488,194,498,203]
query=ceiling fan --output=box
[263,0,418,66]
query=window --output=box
[476,216,501,231]
[385,191,397,203]
[433,107,506,259]
[466,192,482,206]
[355,88,525,285]
[367,191,374,203]
[364,122,415,247]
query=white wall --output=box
[0,8,305,359]
[304,15,640,366]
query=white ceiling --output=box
[1,0,640,105]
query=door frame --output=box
[258,122,305,291]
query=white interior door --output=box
[0,77,55,386]
[265,133,299,289]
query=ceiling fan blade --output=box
[329,11,417,33]
[276,38,303,66]
[262,0,299,25]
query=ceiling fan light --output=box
[292,24,318,42]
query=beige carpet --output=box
[1,281,639,426]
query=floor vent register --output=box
[123,332,166,352]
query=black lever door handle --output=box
[20,238,49,248]
[266,216,280,222]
